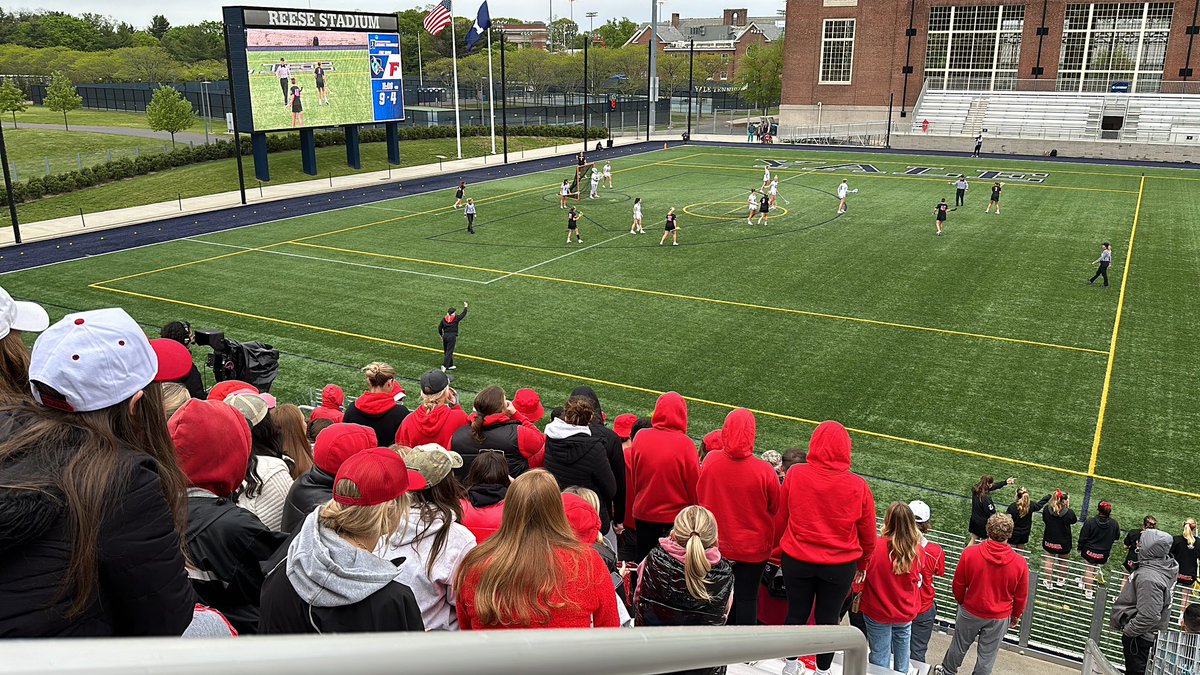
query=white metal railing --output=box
[0,626,870,675]
[1151,628,1200,675]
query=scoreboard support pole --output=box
[386,122,401,166]
[344,125,362,170]
[300,128,318,176]
[252,132,270,183]
[221,18,248,205]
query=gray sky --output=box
[13,0,786,29]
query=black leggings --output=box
[635,520,673,562]
[729,560,766,626]
[782,554,858,670]
[1090,261,1110,286]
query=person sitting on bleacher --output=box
[308,384,345,424]
[281,422,376,532]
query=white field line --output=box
[484,233,628,285]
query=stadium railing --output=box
[1083,639,1123,675]
[3,626,869,675]
[1151,628,1200,675]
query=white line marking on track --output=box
[357,204,418,214]
[484,233,628,284]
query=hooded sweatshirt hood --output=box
[286,511,403,607]
[170,399,252,496]
[321,385,344,409]
[651,391,688,433]
[403,404,464,438]
[978,538,1020,565]
[660,536,722,566]
[563,493,601,544]
[1136,529,1177,571]
[721,408,755,460]
[545,417,592,441]
[354,391,398,416]
[808,420,851,472]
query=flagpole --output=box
[417,30,425,87]
[487,27,496,154]
[449,4,463,159]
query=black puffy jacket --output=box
[280,467,335,533]
[185,492,289,634]
[635,544,734,675]
[543,419,617,533]
[0,417,195,637]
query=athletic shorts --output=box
[315,78,325,88]
[936,214,946,221]
[456,190,464,199]
[664,223,676,232]
[1179,575,1197,586]
[1081,549,1110,566]
[567,222,578,230]
[1043,541,1068,555]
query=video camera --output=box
[193,329,280,392]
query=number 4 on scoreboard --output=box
[379,91,399,105]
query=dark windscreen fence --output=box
[30,81,236,120]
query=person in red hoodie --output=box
[936,513,1029,675]
[451,385,544,479]
[631,392,699,562]
[396,370,468,449]
[776,420,876,675]
[308,384,344,424]
[343,362,410,447]
[697,408,780,625]
[860,502,923,674]
[909,500,946,664]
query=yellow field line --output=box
[88,281,1091,479]
[290,241,1109,356]
[659,162,1140,194]
[1090,473,1200,500]
[1087,175,1144,475]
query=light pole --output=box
[201,80,211,145]
[586,11,597,34]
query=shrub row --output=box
[2,124,608,206]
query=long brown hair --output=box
[453,469,584,626]
[670,505,719,602]
[275,403,314,478]
[470,386,506,444]
[0,382,188,616]
[972,475,994,498]
[882,501,921,575]
[0,331,31,404]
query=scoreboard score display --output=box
[226,7,405,133]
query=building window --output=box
[1056,3,1173,93]
[819,19,855,84]
[924,5,1025,91]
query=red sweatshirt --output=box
[697,408,780,563]
[308,384,344,424]
[623,445,636,527]
[631,392,699,524]
[456,546,619,629]
[774,420,876,569]
[860,537,921,624]
[918,539,946,613]
[396,403,469,449]
[952,539,1029,621]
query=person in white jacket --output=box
[377,444,477,630]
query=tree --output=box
[117,46,183,83]
[594,18,638,48]
[148,15,170,40]
[549,18,578,52]
[145,85,196,148]
[161,22,224,63]
[44,70,82,130]
[736,41,783,113]
[696,53,725,83]
[131,31,159,48]
[656,53,688,127]
[0,80,25,128]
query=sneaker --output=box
[659,242,664,246]
[781,660,803,675]
[1055,577,1066,587]
[933,666,946,675]
[1084,589,1095,600]
[1041,579,1053,590]
[447,366,457,371]
[672,242,678,246]
[439,366,446,373]
[1075,578,1085,589]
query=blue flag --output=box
[464,1,491,52]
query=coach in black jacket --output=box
[438,301,468,371]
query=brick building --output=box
[779,0,1200,125]
[497,22,549,50]
[626,9,783,80]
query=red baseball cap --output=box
[313,423,377,474]
[150,338,193,382]
[512,388,544,421]
[613,413,637,440]
[208,379,256,401]
[333,448,427,506]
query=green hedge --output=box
[2,125,608,206]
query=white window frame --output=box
[819,18,856,85]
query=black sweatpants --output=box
[1090,261,1110,287]
[466,213,475,233]
[1122,634,1154,675]
[955,188,966,207]
[728,560,766,626]
[442,333,457,369]
[782,554,858,671]
[634,519,673,563]
[279,78,289,104]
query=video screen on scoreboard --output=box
[240,9,404,132]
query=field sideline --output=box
[5,143,1199,556]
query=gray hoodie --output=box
[1112,529,1179,638]
[286,512,403,608]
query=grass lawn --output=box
[2,136,566,226]
[6,105,221,136]
[3,146,1199,660]
[4,127,174,180]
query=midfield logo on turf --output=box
[756,160,1047,184]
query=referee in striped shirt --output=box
[1089,242,1112,287]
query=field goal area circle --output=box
[683,201,789,220]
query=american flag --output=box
[423,0,453,35]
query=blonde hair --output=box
[670,505,719,602]
[1014,488,1031,518]
[882,502,921,575]
[562,486,604,544]
[275,403,314,478]
[1186,519,1197,547]
[362,362,395,389]
[1049,490,1069,515]
[319,479,409,545]
[454,470,585,626]
[420,387,451,413]
[160,382,191,420]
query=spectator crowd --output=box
[0,287,1196,675]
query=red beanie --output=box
[170,399,252,497]
[313,422,377,474]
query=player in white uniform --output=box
[560,179,571,208]
[589,169,601,199]
[837,179,850,214]
[762,166,771,189]
[602,161,613,188]
[746,189,760,225]
[631,197,645,234]
[769,178,779,207]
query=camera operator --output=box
[159,321,206,399]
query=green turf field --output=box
[4,144,1198,552]
[246,48,375,131]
